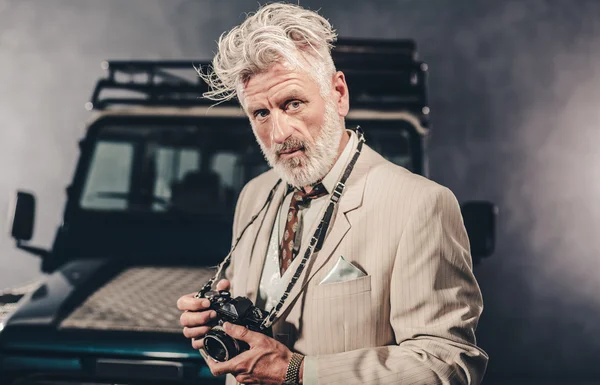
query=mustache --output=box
[275,137,307,155]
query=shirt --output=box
[256,130,357,385]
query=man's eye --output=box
[286,101,302,111]
[254,110,269,119]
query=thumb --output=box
[216,279,231,291]
[223,322,257,344]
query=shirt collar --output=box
[286,129,357,195]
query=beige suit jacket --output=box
[224,142,488,385]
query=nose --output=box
[270,111,293,144]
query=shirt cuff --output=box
[303,356,318,385]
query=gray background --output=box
[1,0,600,382]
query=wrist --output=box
[283,352,305,385]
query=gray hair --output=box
[198,3,338,104]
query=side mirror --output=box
[8,191,51,259]
[9,191,36,241]
[461,201,497,265]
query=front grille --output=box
[60,266,214,333]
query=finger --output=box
[223,322,260,345]
[206,349,254,378]
[205,354,238,377]
[235,374,258,385]
[179,310,217,327]
[177,294,211,311]
[183,325,212,339]
[192,337,206,350]
[198,347,210,362]
[216,279,231,291]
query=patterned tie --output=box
[279,183,328,276]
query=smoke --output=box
[2,0,600,379]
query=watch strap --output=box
[283,352,305,385]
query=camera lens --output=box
[204,326,240,362]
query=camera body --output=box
[200,290,272,362]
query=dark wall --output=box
[1,0,600,381]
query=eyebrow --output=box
[246,89,307,114]
[246,104,263,114]
[277,90,305,104]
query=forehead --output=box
[242,63,320,107]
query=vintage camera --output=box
[200,290,272,362]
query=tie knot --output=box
[292,183,328,208]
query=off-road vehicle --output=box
[0,39,495,385]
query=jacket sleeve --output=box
[313,186,489,385]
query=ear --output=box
[331,71,350,118]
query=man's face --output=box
[242,62,344,188]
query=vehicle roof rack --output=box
[89,38,427,113]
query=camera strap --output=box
[261,127,365,329]
[196,180,282,299]
[197,126,366,331]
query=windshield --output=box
[79,117,418,215]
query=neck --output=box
[303,130,350,193]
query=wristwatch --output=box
[283,352,305,385]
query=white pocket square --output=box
[319,256,366,285]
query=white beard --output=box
[253,98,344,188]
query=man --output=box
[177,3,488,384]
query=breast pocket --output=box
[308,275,373,354]
[312,274,372,299]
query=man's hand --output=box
[206,321,298,385]
[177,279,230,349]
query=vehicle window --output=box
[212,152,238,189]
[81,141,134,210]
[153,147,202,211]
[365,127,413,170]
[78,119,418,215]
[78,121,259,215]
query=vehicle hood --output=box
[0,259,213,360]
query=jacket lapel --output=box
[245,181,286,303]
[272,145,373,320]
